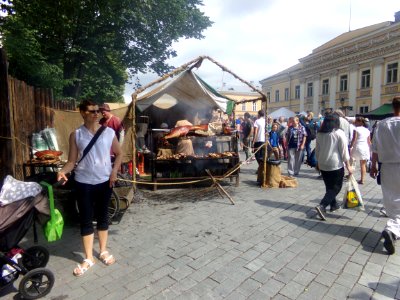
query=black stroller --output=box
[0,189,55,299]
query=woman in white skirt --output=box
[350,117,371,184]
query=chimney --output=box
[395,11,400,23]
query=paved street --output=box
[2,154,400,300]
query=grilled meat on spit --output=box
[164,124,208,139]
[34,150,63,160]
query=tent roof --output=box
[268,107,296,119]
[135,70,234,114]
[358,103,393,120]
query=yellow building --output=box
[220,91,262,118]
[260,11,400,117]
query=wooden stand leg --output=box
[153,179,157,191]
[205,169,235,205]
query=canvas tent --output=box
[134,69,234,128]
[121,69,236,162]
[122,55,273,187]
[268,107,295,119]
[357,103,393,120]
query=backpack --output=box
[307,148,318,168]
[307,122,317,140]
[243,120,252,137]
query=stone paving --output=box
[2,154,400,300]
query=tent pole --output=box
[262,95,268,188]
[132,94,137,191]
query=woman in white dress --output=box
[350,117,371,184]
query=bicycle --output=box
[73,172,132,223]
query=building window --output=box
[387,63,398,84]
[267,92,271,103]
[295,85,300,99]
[361,69,370,88]
[284,88,289,101]
[359,106,369,114]
[322,79,329,95]
[252,102,257,111]
[307,82,313,97]
[241,102,246,111]
[340,75,348,91]
[275,90,280,102]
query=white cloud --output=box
[125,0,400,102]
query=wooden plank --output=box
[0,51,61,180]
[0,49,17,178]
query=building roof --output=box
[261,20,395,82]
[312,21,391,54]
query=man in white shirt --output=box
[252,110,266,166]
[371,96,400,255]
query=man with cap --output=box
[99,103,124,143]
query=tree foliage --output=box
[0,0,212,102]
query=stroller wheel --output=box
[19,268,54,300]
[22,246,50,270]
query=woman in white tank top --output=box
[57,100,123,277]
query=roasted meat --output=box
[164,124,209,139]
[34,150,63,160]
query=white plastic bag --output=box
[342,175,365,210]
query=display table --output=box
[22,160,64,182]
[150,156,240,191]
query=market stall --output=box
[122,67,240,189]
[121,56,268,190]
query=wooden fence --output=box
[0,48,76,181]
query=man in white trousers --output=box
[370,96,400,254]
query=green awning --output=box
[358,103,393,120]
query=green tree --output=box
[0,0,212,102]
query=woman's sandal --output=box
[357,180,364,185]
[99,251,115,266]
[73,258,95,277]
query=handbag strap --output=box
[77,125,106,165]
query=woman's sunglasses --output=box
[87,110,100,114]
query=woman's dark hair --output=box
[355,116,366,127]
[319,113,340,133]
[393,96,400,110]
[78,100,96,112]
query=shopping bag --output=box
[43,208,64,242]
[343,175,364,210]
[40,181,64,242]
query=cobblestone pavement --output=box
[2,154,400,300]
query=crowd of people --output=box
[234,97,399,255]
[235,111,323,172]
